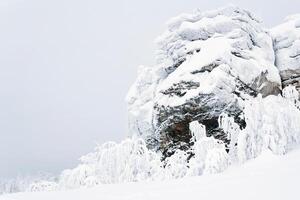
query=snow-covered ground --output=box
[2,148,300,200]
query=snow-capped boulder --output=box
[271,14,300,97]
[127,6,282,157]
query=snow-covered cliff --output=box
[127,6,285,157]
[271,14,300,96]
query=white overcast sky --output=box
[0,0,299,179]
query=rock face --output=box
[271,15,300,97]
[127,6,282,157]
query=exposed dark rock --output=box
[161,81,200,97]
[165,57,186,74]
[154,93,242,158]
[191,60,221,74]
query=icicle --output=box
[189,121,206,142]
[283,85,299,100]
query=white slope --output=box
[2,148,300,200]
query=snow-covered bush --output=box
[237,94,300,161]
[282,85,300,109]
[57,91,300,188]
[27,181,58,192]
[164,150,189,179]
[24,90,298,192]
[0,173,56,194]
[58,164,97,189]
[57,125,231,188]
[58,138,163,189]
[188,121,229,176]
[0,179,27,195]
[1,88,295,194]
[216,90,300,162]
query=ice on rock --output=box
[189,121,206,142]
[127,5,281,157]
[188,121,229,176]
[271,15,300,96]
